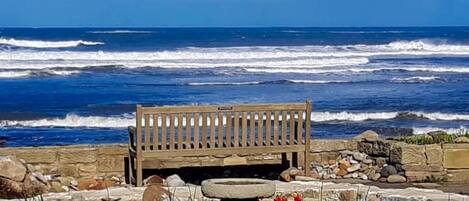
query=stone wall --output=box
[0,140,355,180]
[359,140,469,183]
[0,144,128,179]
[2,139,469,183]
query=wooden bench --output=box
[127,101,312,186]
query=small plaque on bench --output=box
[218,106,233,111]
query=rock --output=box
[352,152,367,162]
[339,159,351,167]
[294,176,318,181]
[0,173,50,199]
[349,158,359,164]
[56,176,75,186]
[77,179,115,190]
[201,178,275,199]
[353,130,379,142]
[165,174,185,187]
[339,190,357,201]
[144,175,164,186]
[0,155,27,182]
[328,160,336,165]
[380,165,397,177]
[351,173,358,178]
[390,143,426,164]
[360,174,368,180]
[330,174,337,179]
[375,157,387,167]
[455,136,469,143]
[143,185,169,201]
[387,175,406,183]
[280,169,292,182]
[379,177,387,182]
[49,181,65,193]
[371,173,381,181]
[363,159,373,164]
[337,169,348,177]
[347,164,360,172]
[343,174,353,179]
[339,163,349,171]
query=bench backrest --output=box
[135,101,311,152]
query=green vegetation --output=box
[394,130,469,145]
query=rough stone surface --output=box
[201,178,275,199]
[353,130,379,142]
[58,148,97,164]
[380,165,398,177]
[0,155,27,182]
[425,144,443,165]
[0,173,50,199]
[454,136,469,143]
[372,140,392,156]
[15,149,57,164]
[444,144,469,168]
[165,174,185,187]
[390,143,426,164]
[387,175,406,183]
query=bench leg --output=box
[136,156,143,187]
[304,150,310,176]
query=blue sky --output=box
[1,0,469,27]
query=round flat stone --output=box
[201,178,276,199]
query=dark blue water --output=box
[1,27,469,146]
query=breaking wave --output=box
[0,70,80,78]
[88,30,153,34]
[0,38,104,48]
[2,111,468,128]
[187,79,349,86]
[391,76,442,83]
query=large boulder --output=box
[455,136,469,143]
[353,130,379,142]
[380,165,398,177]
[0,172,50,199]
[0,155,27,182]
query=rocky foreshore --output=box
[1,179,468,201]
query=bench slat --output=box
[258,111,264,146]
[169,113,175,150]
[193,113,199,149]
[281,111,287,146]
[153,114,159,150]
[297,111,303,144]
[241,112,247,147]
[218,112,224,148]
[177,113,183,149]
[202,113,208,149]
[265,111,271,146]
[210,113,216,148]
[144,114,151,150]
[226,112,232,148]
[249,112,255,147]
[273,111,279,146]
[290,111,295,145]
[234,112,239,147]
[161,113,167,150]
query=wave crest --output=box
[0,38,104,48]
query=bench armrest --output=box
[128,126,137,154]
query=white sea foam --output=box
[0,70,80,78]
[187,80,349,86]
[188,81,261,86]
[391,76,442,83]
[0,38,104,48]
[1,39,469,72]
[2,111,468,128]
[88,30,153,34]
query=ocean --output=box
[0,27,468,147]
